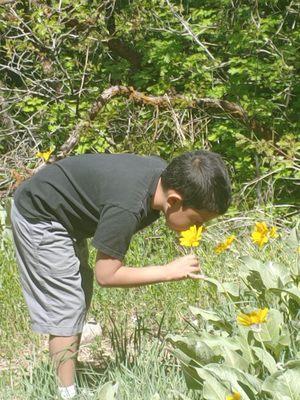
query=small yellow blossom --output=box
[269,226,279,238]
[214,235,236,254]
[251,230,269,247]
[255,222,269,234]
[180,225,203,247]
[251,222,278,248]
[226,392,241,400]
[36,149,53,161]
[237,308,268,328]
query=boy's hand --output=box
[165,254,205,281]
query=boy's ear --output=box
[166,191,183,208]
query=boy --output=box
[11,150,231,399]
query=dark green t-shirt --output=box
[14,153,167,259]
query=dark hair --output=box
[160,150,231,214]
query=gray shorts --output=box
[10,203,94,336]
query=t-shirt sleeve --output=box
[92,205,140,260]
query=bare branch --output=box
[49,85,276,164]
[0,0,16,5]
[165,0,215,62]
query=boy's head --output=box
[159,150,231,231]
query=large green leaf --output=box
[241,257,292,289]
[253,309,284,347]
[97,382,119,399]
[200,363,261,398]
[181,363,203,390]
[172,347,198,366]
[269,286,300,305]
[278,324,291,348]
[262,363,300,399]
[222,347,250,371]
[199,331,240,352]
[189,306,233,332]
[196,368,230,400]
[189,306,222,322]
[200,277,241,298]
[167,334,217,365]
[221,281,241,298]
[200,276,223,291]
[236,328,256,364]
[252,346,277,374]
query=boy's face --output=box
[164,205,218,232]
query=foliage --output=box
[0,0,299,209]
[1,201,299,397]
[168,227,300,399]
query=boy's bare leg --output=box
[49,334,81,387]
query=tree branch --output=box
[3,85,276,196]
[104,1,142,69]
[52,85,275,163]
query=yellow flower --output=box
[36,149,53,161]
[180,225,203,247]
[251,222,278,248]
[237,308,268,328]
[214,235,236,254]
[255,222,269,234]
[269,226,279,238]
[226,392,241,400]
[251,230,269,247]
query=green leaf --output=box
[96,382,119,399]
[222,347,249,371]
[200,277,240,298]
[236,327,257,364]
[200,331,240,352]
[181,364,203,390]
[253,309,284,347]
[200,276,223,291]
[241,257,292,289]
[221,282,241,298]
[252,346,277,374]
[196,368,230,400]
[167,334,217,365]
[189,307,222,322]
[189,306,233,333]
[269,286,300,305]
[262,363,300,399]
[199,364,261,399]
[278,324,291,347]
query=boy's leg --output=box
[10,203,93,395]
[49,240,93,388]
[49,334,81,387]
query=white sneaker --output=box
[81,320,102,345]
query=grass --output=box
[0,210,298,399]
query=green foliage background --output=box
[1,0,299,208]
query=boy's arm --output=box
[94,251,204,288]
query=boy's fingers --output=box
[183,254,198,260]
[188,257,199,266]
[189,264,201,271]
[187,273,206,280]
